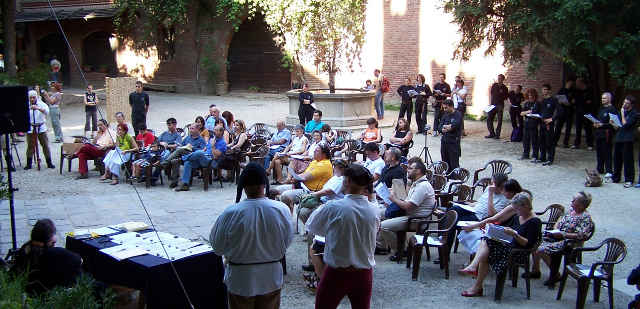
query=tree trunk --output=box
[328,70,336,93]
[3,0,17,77]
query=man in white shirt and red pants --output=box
[306,164,379,309]
[210,163,294,309]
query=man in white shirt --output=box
[306,164,379,309]
[361,142,385,182]
[380,157,435,261]
[210,163,294,309]
[298,159,348,225]
[25,90,55,169]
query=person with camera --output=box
[439,99,463,172]
[25,90,55,170]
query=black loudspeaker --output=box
[0,86,29,134]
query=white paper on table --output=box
[483,105,496,113]
[584,114,601,124]
[112,222,149,232]
[526,113,542,119]
[101,246,149,261]
[109,232,141,244]
[73,229,91,237]
[609,113,622,128]
[457,221,477,227]
[374,182,392,205]
[451,202,476,213]
[186,244,213,256]
[91,226,120,236]
[486,224,513,244]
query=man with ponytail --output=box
[210,163,294,309]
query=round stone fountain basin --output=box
[285,88,376,129]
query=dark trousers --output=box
[457,103,467,134]
[595,136,613,174]
[316,267,372,309]
[298,104,315,125]
[415,100,427,132]
[228,289,281,309]
[522,127,539,158]
[486,105,504,137]
[398,99,413,126]
[554,109,574,146]
[433,104,443,133]
[539,123,556,162]
[613,141,635,183]
[509,106,523,130]
[440,140,460,172]
[574,108,594,147]
[85,110,98,132]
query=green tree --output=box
[443,0,640,98]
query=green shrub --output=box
[0,63,50,88]
[384,103,400,111]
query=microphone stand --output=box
[418,124,433,166]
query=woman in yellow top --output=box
[195,116,210,142]
[100,123,138,185]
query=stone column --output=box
[105,77,136,124]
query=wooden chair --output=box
[535,204,565,230]
[59,142,84,174]
[556,238,627,309]
[472,159,512,185]
[188,164,212,191]
[495,238,542,301]
[429,161,449,176]
[406,210,457,280]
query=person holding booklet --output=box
[539,84,559,166]
[458,192,541,297]
[520,88,542,161]
[612,95,640,187]
[529,191,594,287]
[266,125,308,184]
[298,83,315,125]
[397,77,416,126]
[592,92,618,178]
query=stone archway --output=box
[226,13,291,92]
[82,31,117,75]
[37,33,69,85]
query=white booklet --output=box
[526,113,542,119]
[483,105,496,113]
[609,113,622,128]
[584,114,601,124]
[374,182,392,205]
[486,224,513,244]
[407,89,419,97]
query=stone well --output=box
[285,89,376,129]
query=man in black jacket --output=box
[486,74,508,139]
[432,73,451,137]
[439,99,462,172]
[612,95,639,187]
[539,84,558,166]
[397,77,415,126]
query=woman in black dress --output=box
[298,83,315,125]
[593,92,617,177]
[458,192,541,297]
[414,74,432,134]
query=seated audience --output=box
[458,192,541,297]
[205,105,229,132]
[530,191,594,287]
[267,125,308,184]
[379,157,436,261]
[162,123,207,188]
[100,123,139,185]
[298,158,348,225]
[114,112,134,135]
[75,119,115,179]
[362,142,385,182]
[195,116,210,142]
[11,219,83,295]
[304,110,325,134]
[321,124,337,145]
[386,118,413,155]
[228,119,249,152]
[131,140,163,182]
[377,147,407,188]
[151,118,182,184]
[175,125,227,191]
[272,143,333,214]
[263,121,292,171]
[360,117,382,145]
[135,124,155,147]
[288,130,322,179]
[216,118,231,144]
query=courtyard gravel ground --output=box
[1,90,638,308]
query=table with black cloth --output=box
[66,229,227,308]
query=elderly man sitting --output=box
[175,125,227,191]
[162,123,207,188]
[263,121,292,171]
[205,104,229,132]
[272,143,333,214]
[379,157,436,261]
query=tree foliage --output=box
[443,0,640,90]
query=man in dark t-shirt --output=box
[486,74,509,139]
[378,147,407,188]
[129,80,150,136]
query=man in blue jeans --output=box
[373,69,385,120]
[263,121,291,170]
[175,125,227,191]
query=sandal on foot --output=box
[461,288,483,297]
[458,268,478,277]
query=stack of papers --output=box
[106,231,212,261]
[101,246,149,261]
[111,222,150,232]
[71,227,120,239]
[526,113,542,119]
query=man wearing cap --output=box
[306,164,379,309]
[210,163,294,309]
[439,99,463,171]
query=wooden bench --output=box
[143,83,177,92]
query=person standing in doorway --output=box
[486,74,508,139]
[298,83,315,125]
[129,80,149,137]
[84,84,98,138]
[432,73,451,137]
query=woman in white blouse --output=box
[266,125,308,184]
